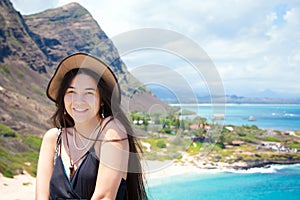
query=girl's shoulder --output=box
[101,117,127,141]
[42,128,60,144]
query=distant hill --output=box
[225,94,300,104]
[0,0,168,135]
[150,85,300,104]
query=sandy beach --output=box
[0,171,36,200]
[0,160,205,200]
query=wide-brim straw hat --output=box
[47,52,120,103]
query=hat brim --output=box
[47,52,120,103]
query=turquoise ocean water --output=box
[147,165,300,200]
[147,104,300,199]
[177,104,300,130]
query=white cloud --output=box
[10,0,59,14]
[9,0,300,96]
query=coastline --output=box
[231,159,300,170]
[1,161,300,200]
[144,159,300,181]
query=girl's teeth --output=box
[74,108,86,112]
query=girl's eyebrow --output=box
[85,88,96,91]
[68,86,96,91]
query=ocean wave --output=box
[283,113,299,117]
[224,164,300,174]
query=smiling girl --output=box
[35,53,148,200]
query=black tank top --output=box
[49,123,127,199]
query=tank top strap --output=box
[53,128,62,164]
[56,128,63,154]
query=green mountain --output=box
[0,0,167,177]
[0,0,167,135]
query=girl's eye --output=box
[85,90,96,95]
[66,90,75,94]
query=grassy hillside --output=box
[0,123,41,178]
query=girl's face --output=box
[64,73,101,124]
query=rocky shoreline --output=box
[175,151,300,172]
[233,159,300,170]
[145,159,300,183]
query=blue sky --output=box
[10,0,300,98]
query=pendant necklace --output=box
[66,121,101,178]
[65,131,83,178]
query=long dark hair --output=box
[51,68,148,200]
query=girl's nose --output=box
[73,93,85,102]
